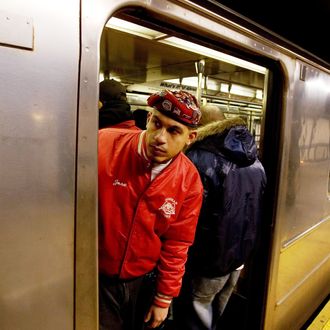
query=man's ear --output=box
[186,130,197,146]
[146,111,152,124]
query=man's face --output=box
[145,109,197,164]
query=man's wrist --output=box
[153,292,172,308]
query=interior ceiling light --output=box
[163,77,200,88]
[230,84,256,98]
[229,101,248,107]
[220,83,230,93]
[159,37,267,74]
[256,89,263,100]
[248,104,262,108]
[106,17,165,39]
[107,18,267,75]
[205,78,218,91]
[182,76,199,87]
[164,79,180,84]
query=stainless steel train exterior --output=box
[0,1,329,329]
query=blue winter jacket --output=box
[186,117,267,277]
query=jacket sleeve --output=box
[154,171,203,303]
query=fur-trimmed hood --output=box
[195,117,246,141]
[188,117,257,166]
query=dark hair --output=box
[99,79,127,102]
[133,109,149,130]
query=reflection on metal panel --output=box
[268,60,330,330]
[0,0,79,329]
[282,62,330,244]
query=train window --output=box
[99,15,267,148]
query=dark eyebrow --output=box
[153,113,184,132]
[166,125,183,134]
[168,124,183,133]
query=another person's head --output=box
[133,109,149,130]
[99,79,127,106]
[98,79,133,129]
[199,104,225,126]
[146,90,201,164]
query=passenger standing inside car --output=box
[133,108,149,130]
[173,105,266,330]
[98,90,203,330]
[99,79,140,130]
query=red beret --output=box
[147,90,201,127]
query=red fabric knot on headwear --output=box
[147,90,202,127]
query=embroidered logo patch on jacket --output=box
[159,198,177,218]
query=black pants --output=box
[99,273,156,330]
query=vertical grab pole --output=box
[195,59,205,105]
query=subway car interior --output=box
[99,10,270,329]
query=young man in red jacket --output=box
[98,89,203,329]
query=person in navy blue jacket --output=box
[173,104,267,330]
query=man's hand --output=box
[144,304,169,328]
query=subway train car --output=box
[0,1,329,329]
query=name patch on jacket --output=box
[113,179,127,187]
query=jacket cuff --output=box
[153,293,172,308]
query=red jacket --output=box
[105,119,140,130]
[98,128,203,301]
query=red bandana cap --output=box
[147,90,202,127]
